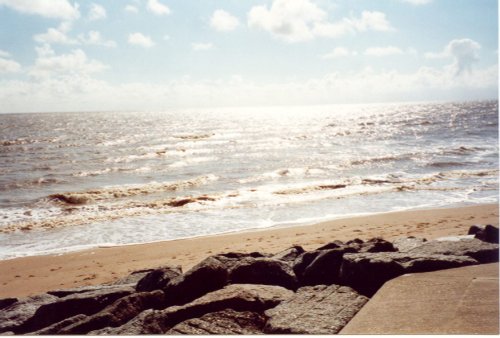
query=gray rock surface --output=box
[55,290,164,334]
[163,256,229,307]
[96,284,293,334]
[264,284,368,334]
[299,247,357,286]
[340,252,478,296]
[136,266,182,292]
[408,238,499,263]
[15,286,133,334]
[229,257,298,290]
[393,236,428,252]
[165,309,267,334]
[0,294,58,333]
[272,246,305,263]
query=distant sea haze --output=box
[0,100,498,259]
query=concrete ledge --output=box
[340,263,499,334]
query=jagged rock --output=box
[110,268,157,286]
[316,240,345,250]
[13,286,133,334]
[0,298,17,310]
[340,252,478,296]
[408,238,499,263]
[393,236,428,252]
[300,247,357,286]
[32,314,88,335]
[346,238,363,245]
[358,237,397,253]
[293,250,322,280]
[47,284,132,298]
[96,284,293,335]
[165,309,267,334]
[163,256,229,307]
[272,246,305,263]
[136,266,182,292]
[229,257,298,290]
[264,284,368,334]
[468,224,499,244]
[0,294,58,333]
[55,290,165,334]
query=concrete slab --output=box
[340,263,499,334]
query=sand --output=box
[0,203,497,299]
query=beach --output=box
[0,203,497,299]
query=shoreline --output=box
[0,203,497,299]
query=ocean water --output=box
[0,101,498,259]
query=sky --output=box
[0,0,498,113]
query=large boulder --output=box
[0,294,58,333]
[271,246,305,263]
[393,236,428,252]
[136,266,182,292]
[468,225,499,244]
[340,252,478,297]
[93,284,293,335]
[299,247,357,286]
[357,237,397,253]
[163,256,229,307]
[165,309,267,334]
[55,290,165,334]
[407,238,499,263]
[264,284,368,334]
[12,286,133,334]
[229,257,298,290]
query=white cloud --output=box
[400,0,433,5]
[191,42,214,51]
[33,22,78,45]
[426,38,481,75]
[147,0,170,16]
[248,0,393,43]
[365,46,404,57]
[124,5,138,13]
[0,56,21,73]
[0,49,11,58]
[0,0,80,20]
[321,47,355,59]
[30,45,107,79]
[128,33,155,48]
[210,9,240,32]
[88,3,106,21]
[79,31,117,47]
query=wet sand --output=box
[0,203,497,299]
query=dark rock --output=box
[57,290,165,334]
[136,266,182,292]
[163,256,229,307]
[0,298,17,310]
[272,246,305,262]
[166,309,267,334]
[300,247,357,286]
[95,284,293,335]
[47,284,132,298]
[346,238,364,245]
[340,252,478,297]
[110,268,157,286]
[293,250,322,280]
[468,224,499,244]
[316,240,345,250]
[14,286,133,334]
[229,257,298,290]
[358,237,397,253]
[32,314,88,335]
[0,294,57,333]
[393,236,427,252]
[408,238,499,263]
[264,284,368,334]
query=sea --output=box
[0,100,498,260]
